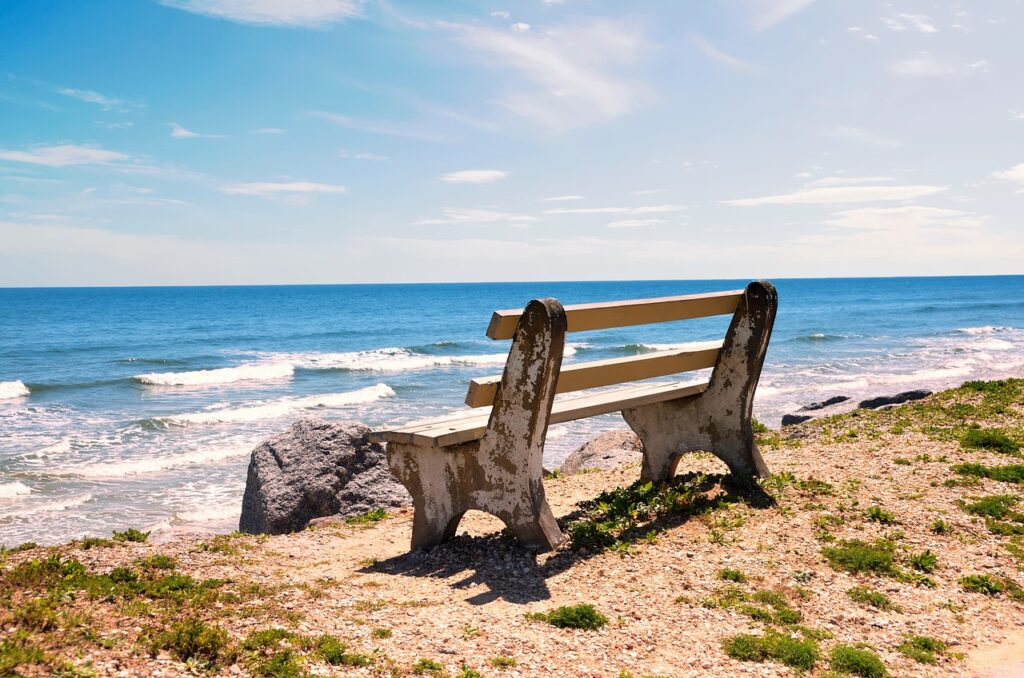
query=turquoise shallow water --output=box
[1,276,1023,545]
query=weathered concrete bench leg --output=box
[622,281,777,481]
[386,298,567,551]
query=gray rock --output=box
[781,413,814,427]
[239,418,410,535]
[559,429,642,475]
[799,396,850,412]
[858,389,932,410]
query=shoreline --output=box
[2,378,1024,675]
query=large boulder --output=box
[781,413,813,427]
[559,430,642,475]
[239,418,410,535]
[799,396,850,412]
[858,390,932,410]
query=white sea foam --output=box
[160,384,395,425]
[72,446,250,479]
[0,481,32,500]
[956,326,1013,335]
[283,348,508,372]
[637,340,723,352]
[29,439,73,458]
[134,362,294,386]
[0,380,30,400]
[16,493,93,517]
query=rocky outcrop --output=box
[559,430,642,475]
[799,396,850,412]
[239,418,410,535]
[858,390,932,410]
[781,413,814,427]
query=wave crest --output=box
[286,348,508,372]
[134,362,294,386]
[0,380,30,400]
[0,481,32,500]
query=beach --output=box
[2,380,1023,676]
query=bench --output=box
[369,281,777,551]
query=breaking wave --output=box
[157,384,395,425]
[70,446,250,479]
[134,362,294,386]
[956,326,1014,335]
[0,380,30,400]
[285,348,509,372]
[0,481,32,500]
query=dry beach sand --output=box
[2,379,1024,676]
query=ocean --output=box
[2,276,1023,546]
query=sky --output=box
[0,0,1022,286]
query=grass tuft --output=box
[526,603,608,630]
[897,635,947,665]
[722,629,818,671]
[112,528,150,543]
[961,428,1020,454]
[829,644,886,677]
[822,539,895,575]
[846,586,900,612]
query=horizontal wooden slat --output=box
[369,379,708,447]
[464,341,721,408]
[486,290,743,340]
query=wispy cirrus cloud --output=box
[447,18,651,130]
[542,195,585,202]
[889,53,956,76]
[414,207,536,225]
[608,218,666,228]
[881,13,938,33]
[724,182,947,206]
[170,123,223,139]
[691,35,754,70]
[307,111,444,142]
[57,87,139,111]
[340,150,388,161]
[220,181,347,197]
[824,125,900,147]
[823,206,983,232]
[439,170,507,184]
[992,163,1024,192]
[543,204,684,215]
[0,144,130,167]
[748,0,816,31]
[159,0,361,28]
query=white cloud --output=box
[490,11,510,19]
[308,111,443,142]
[691,35,754,71]
[57,87,137,111]
[449,18,650,129]
[439,169,508,184]
[414,207,536,225]
[95,121,134,130]
[0,144,129,167]
[170,123,223,139]
[1011,110,1024,120]
[992,163,1024,191]
[823,206,983,232]
[608,218,665,228]
[543,204,684,215]
[882,14,938,33]
[749,0,816,31]
[542,195,585,202]
[847,26,879,42]
[159,0,360,28]
[804,176,892,188]
[340,150,388,161]
[826,125,900,147]
[889,53,954,76]
[724,184,947,206]
[969,59,990,72]
[252,127,285,134]
[220,181,347,197]
[511,22,530,32]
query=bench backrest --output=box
[464,288,747,408]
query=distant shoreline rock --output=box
[239,418,410,535]
[781,389,934,427]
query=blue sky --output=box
[1,0,1022,286]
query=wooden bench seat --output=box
[372,281,777,552]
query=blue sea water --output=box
[1,276,1023,545]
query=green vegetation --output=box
[78,536,115,549]
[717,567,746,583]
[846,587,900,612]
[412,658,445,674]
[701,587,805,627]
[960,494,1024,534]
[138,554,176,570]
[722,630,818,671]
[489,655,517,668]
[564,472,762,552]
[371,627,392,639]
[822,539,895,575]
[148,618,233,669]
[112,527,150,543]
[960,574,1004,595]
[316,634,372,667]
[930,519,952,534]
[457,667,483,678]
[526,604,608,630]
[897,635,947,665]
[865,506,897,524]
[345,507,389,525]
[961,428,1020,454]
[829,644,886,677]
[954,462,1024,484]
[908,549,938,573]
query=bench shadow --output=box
[359,472,774,605]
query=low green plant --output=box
[897,635,947,665]
[822,539,895,575]
[722,630,818,671]
[954,462,1024,484]
[961,428,1019,454]
[371,627,392,639]
[908,549,938,573]
[253,650,303,677]
[526,603,608,630]
[151,618,233,669]
[930,519,951,534]
[846,586,900,612]
[865,506,897,524]
[412,658,445,674]
[960,574,1003,595]
[317,634,372,667]
[345,508,388,525]
[78,537,114,549]
[242,628,294,651]
[489,655,517,668]
[112,528,149,543]
[829,644,886,677]
[718,567,746,583]
[138,554,176,570]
